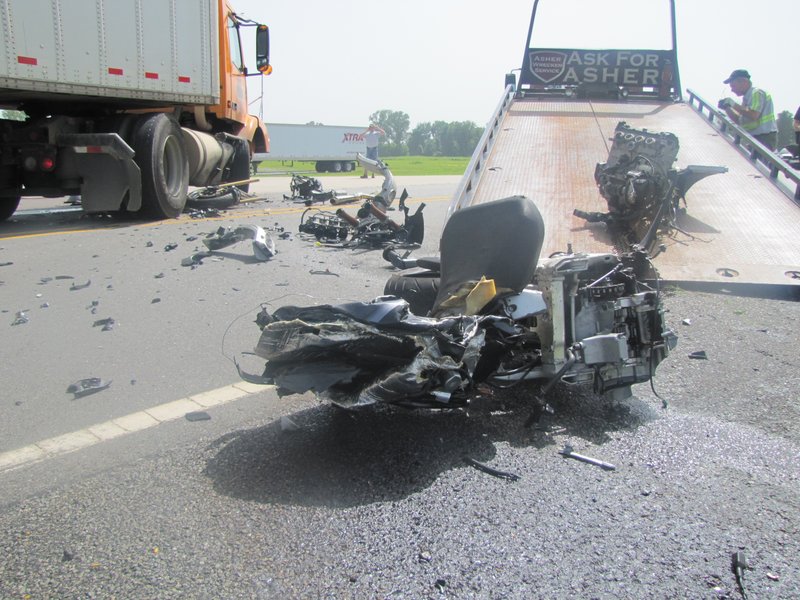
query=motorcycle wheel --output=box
[384,273,439,316]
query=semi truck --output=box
[0,0,272,221]
[451,0,800,292]
[251,123,367,174]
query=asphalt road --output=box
[1,175,798,599]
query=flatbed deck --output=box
[466,97,800,287]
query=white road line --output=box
[0,381,271,474]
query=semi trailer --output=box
[0,0,272,221]
[251,123,368,174]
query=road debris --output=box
[69,280,91,291]
[11,310,29,325]
[559,444,616,471]
[731,550,750,600]
[164,243,178,252]
[464,457,521,481]
[201,225,276,261]
[93,317,116,331]
[185,411,211,422]
[688,350,708,360]
[66,378,112,399]
[181,251,213,267]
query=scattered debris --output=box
[187,207,222,219]
[164,243,178,252]
[154,272,165,279]
[464,457,520,481]
[62,550,75,562]
[559,444,616,471]
[731,551,750,600]
[11,310,29,325]
[767,572,780,582]
[69,280,91,291]
[202,225,276,261]
[688,350,708,360]
[146,241,154,247]
[55,275,74,280]
[280,415,300,432]
[151,298,161,304]
[93,317,116,331]
[67,378,112,399]
[0,261,12,267]
[185,411,211,422]
[185,235,198,242]
[309,269,339,277]
[181,251,213,267]
[298,190,424,249]
[682,318,692,326]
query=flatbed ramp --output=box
[461,97,800,287]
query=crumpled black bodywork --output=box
[253,297,517,409]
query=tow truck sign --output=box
[522,48,675,88]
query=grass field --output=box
[254,156,469,177]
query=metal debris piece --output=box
[11,310,29,325]
[93,317,116,331]
[69,280,91,291]
[151,298,161,304]
[0,261,13,267]
[66,377,112,398]
[465,457,520,481]
[731,551,750,600]
[559,444,616,471]
[682,318,692,326]
[185,411,211,422]
[202,225,276,261]
[154,272,165,279]
[185,236,198,242]
[55,275,74,280]
[309,268,339,277]
[164,243,178,252]
[146,241,154,247]
[181,251,213,267]
[688,350,708,360]
[39,277,53,284]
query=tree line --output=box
[367,109,483,157]
[364,108,799,157]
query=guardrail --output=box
[447,85,516,223]
[686,88,800,202]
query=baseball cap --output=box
[723,69,750,84]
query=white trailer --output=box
[0,0,271,221]
[252,123,367,173]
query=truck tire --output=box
[383,272,440,316]
[133,113,189,218]
[315,161,326,173]
[343,161,354,172]
[330,161,342,173]
[0,196,20,222]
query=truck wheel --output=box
[330,161,342,173]
[315,161,326,173]
[133,113,189,218]
[342,161,354,172]
[0,197,21,221]
[384,273,440,316]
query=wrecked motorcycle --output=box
[244,195,676,418]
[298,191,424,248]
[573,121,727,252]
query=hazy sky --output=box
[235,0,798,128]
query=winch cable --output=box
[588,100,611,155]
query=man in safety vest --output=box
[718,69,778,151]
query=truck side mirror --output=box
[256,25,271,74]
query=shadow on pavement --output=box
[203,385,660,509]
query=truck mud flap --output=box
[58,133,142,213]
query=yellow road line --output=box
[0,196,449,241]
[0,381,270,474]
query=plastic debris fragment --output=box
[66,377,112,398]
[202,225,276,261]
[11,311,29,325]
[93,317,116,331]
[69,280,91,291]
